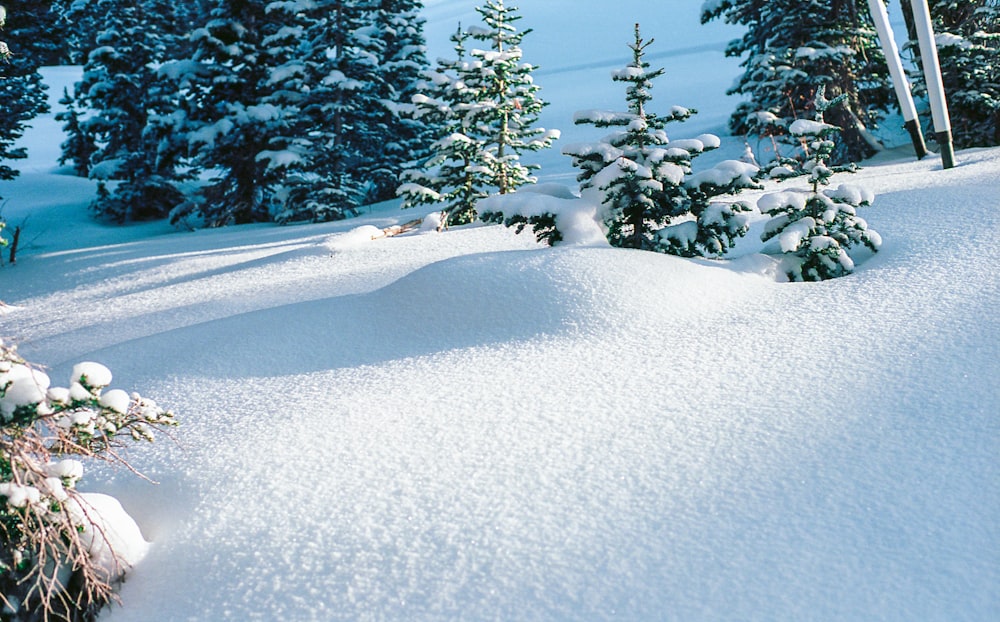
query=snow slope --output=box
[1,3,998,621]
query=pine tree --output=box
[66,0,194,221]
[564,25,691,249]
[398,0,557,227]
[758,92,881,281]
[56,87,97,176]
[168,0,294,226]
[900,0,1000,149]
[398,26,495,226]
[368,0,435,203]
[311,0,390,219]
[0,2,49,194]
[702,0,893,164]
[5,0,69,65]
[268,0,391,223]
[466,0,558,195]
[563,24,758,254]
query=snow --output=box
[0,364,51,419]
[256,149,304,171]
[611,65,646,80]
[572,109,636,125]
[936,32,973,49]
[666,137,705,153]
[1,2,998,620]
[686,159,759,188]
[72,361,114,389]
[789,118,838,136]
[477,187,607,246]
[68,493,151,579]
[758,189,809,214]
[825,182,875,206]
[778,216,816,252]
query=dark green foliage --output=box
[758,105,881,281]
[901,0,1000,149]
[398,26,494,227]
[368,0,436,203]
[0,3,49,192]
[702,0,892,164]
[399,1,557,227]
[165,0,290,226]
[565,24,759,256]
[480,210,563,246]
[564,25,695,250]
[61,0,197,222]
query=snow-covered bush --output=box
[1,339,176,621]
[758,107,881,281]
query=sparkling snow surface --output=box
[1,2,998,621]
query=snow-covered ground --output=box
[2,2,998,620]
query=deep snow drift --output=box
[1,2,998,621]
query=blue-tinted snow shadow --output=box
[69,249,586,382]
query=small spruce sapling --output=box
[466,0,559,196]
[758,86,882,281]
[488,24,759,257]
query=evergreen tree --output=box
[0,2,49,194]
[60,0,105,64]
[302,0,391,220]
[487,24,758,256]
[66,0,193,221]
[168,0,294,226]
[758,94,881,281]
[398,26,495,226]
[563,25,692,250]
[702,0,893,163]
[900,0,1000,149]
[368,0,436,203]
[564,24,758,254]
[3,0,69,65]
[466,0,558,195]
[398,0,557,226]
[56,86,97,177]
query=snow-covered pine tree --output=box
[562,24,758,254]
[168,0,295,226]
[900,0,1000,149]
[271,0,389,223]
[0,2,49,195]
[400,1,557,228]
[368,0,436,203]
[397,25,496,227]
[702,0,893,164]
[69,0,192,221]
[563,24,688,250]
[758,93,881,281]
[0,1,68,66]
[56,86,97,177]
[466,0,558,196]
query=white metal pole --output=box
[867,0,927,158]
[909,0,956,168]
